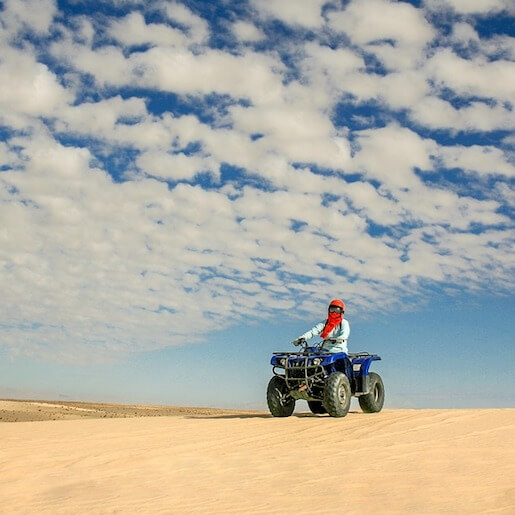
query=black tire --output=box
[267,376,295,417]
[307,401,327,415]
[358,372,385,413]
[323,372,351,418]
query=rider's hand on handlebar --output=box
[292,338,306,346]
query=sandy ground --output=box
[0,401,514,514]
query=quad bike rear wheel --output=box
[323,372,351,418]
[267,376,295,417]
[358,372,385,413]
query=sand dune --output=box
[0,399,257,422]
[1,401,514,514]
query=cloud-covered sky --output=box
[1,0,514,363]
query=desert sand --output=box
[1,400,514,514]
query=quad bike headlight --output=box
[312,358,322,366]
[279,358,286,367]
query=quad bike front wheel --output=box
[358,372,385,413]
[267,376,295,417]
[323,372,351,418]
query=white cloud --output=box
[424,0,514,15]
[494,183,515,207]
[51,37,286,106]
[301,42,365,93]
[348,125,510,230]
[351,124,435,191]
[437,145,515,177]
[450,22,480,46]
[400,226,514,291]
[137,151,219,181]
[108,12,187,47]
[330,0,434,46]
[56,96,147,135]
[338,69,430,111]
[252,0,327,29]
[73,16,96,46]
[481,35,515,60]
[0,134,238,358]
[342,181,406,226]
[232,20,266,42]
[425,49,515,102]
[0,48,73,117]
[133,48,285,105]
[445,22,515,60]
[51,41,133,86]
[0,141,19,169]
[160,1,209,44]
[401,188,508,229]
[502,133,515,146]
[106,115,179,151]
[329,0,435,70]
[230,187,403,287]
[231,103,333,142]
[1,0,57,35]
[409,96,514,132]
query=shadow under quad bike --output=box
[267,339,384,418]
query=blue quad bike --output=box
[267,339,385,417]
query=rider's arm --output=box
[298,321,325,341]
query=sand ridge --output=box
[0,401,514,514]
[0,399,261,422]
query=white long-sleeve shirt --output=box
[298,319,350,353]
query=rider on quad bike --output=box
[292,299,350,353]
[267,299,385,418]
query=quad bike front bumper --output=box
[272,351,332,400]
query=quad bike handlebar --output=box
[293,338,342,350]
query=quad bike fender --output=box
[351,355,381,395]
[325,354,353,377]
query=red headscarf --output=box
[321,312,342,338]
[320,299,345,339]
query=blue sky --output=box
[0,0,514,410]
